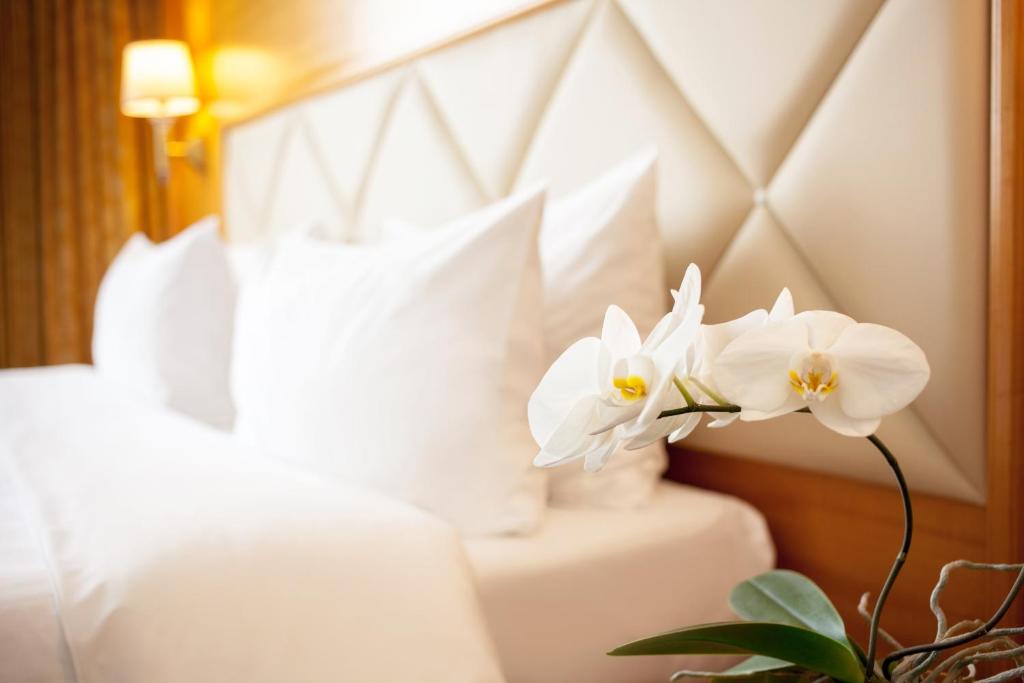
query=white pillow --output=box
[93,217,236,428]
[224,243,264,287]
[231,188,548,536]
[384,150,667,509]
[540,149,667,508]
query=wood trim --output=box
[669,448,989,647]
[988,0,1024,622]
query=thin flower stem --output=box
[653,402,911,680]
[864,434,913,681]
[688,377,730,407]
[653,402,912,682]
[657,403,740,418]
[673,376,697,407]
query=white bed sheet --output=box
[1,456,73,682]
[1,365,775,683]
[465,482,775,683]
[0,365,503,683]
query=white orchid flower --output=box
[688,288,795,429]
[643,263,702,351]
[626,287,796,448]
[711,310,930,437]
[618,265,712,450]
[529,296,702,472]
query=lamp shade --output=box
[121,40,200,118]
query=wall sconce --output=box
[120,39,205,184]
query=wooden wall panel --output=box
[987,0,1024,626]
[669,448,990,648]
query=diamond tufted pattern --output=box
[223,0,989,502]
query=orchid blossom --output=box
[711,310,930,437]
[684,287,795,429]
[529,270,703,472]
[527,265,959,683]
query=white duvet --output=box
[0,365,504,683]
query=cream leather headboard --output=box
[223,0,989,502]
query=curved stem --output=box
[658,403,740,418]
[655,404,913,682]
[881,566,1024,679]
[864,434,913,681]
[673,377,697,407]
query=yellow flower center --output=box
[613,375,648,402]
[789,354,838,400]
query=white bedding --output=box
[0,365,774,683]
[466,482,774,683]
[0,365,503,683]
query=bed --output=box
[1,365,773,682]
[466,485,773,682]
[0,365,505,683]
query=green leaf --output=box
[608,621,864,683]
[730,570,849,645]
[719,656,795,677]
[669,655,795,682]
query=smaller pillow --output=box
[382,149,668,509]
[93,217,236,428]
[225,243,264,287]
[539,149,668,509]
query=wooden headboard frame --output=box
[209,0,1023,645]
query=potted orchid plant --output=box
[528,265,1024,683]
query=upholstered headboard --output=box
[222,0,990,503]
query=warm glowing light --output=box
[121,40,200,118]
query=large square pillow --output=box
[540,149,667,508]
[231,188,548,536]
[92,217,236,428]
[385,150,667,508]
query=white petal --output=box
[654,304,703,370]
[534,447,581,468]
[706,412,740,428]
[769,288,794,321]
[672,263,702,315]
[626,354,656,385]
[589,399,644,434]
[808,397,880,437]
[583,439,620,473]
[739,393,805,421]
[667,412,702,442]
[794,310,856,349]
[642,312,674,351]
[528,337,602,447]
[623,386,688,448]
[536,395,608,462]
[623,415,679,449]
[829,323,931,419]
[602,305,642,358]
[536,433,613,469]
[700,309,768,369]
[713,319,809,412]
[635,307,703,428]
